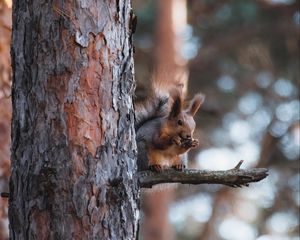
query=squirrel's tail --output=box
[134,70,185,130]
[134,93,168,130]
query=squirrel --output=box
[135,82,205,172]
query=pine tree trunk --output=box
[0,2,12,238]
[9,1,138,239]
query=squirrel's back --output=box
[136,117,164,171]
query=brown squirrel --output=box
[135,85,205,172]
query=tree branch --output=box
[138,160,268,188]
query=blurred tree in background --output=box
[139,1,189,239]
[0,0,299,239]
[133,0,299,239]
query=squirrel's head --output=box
[168,93,205,139]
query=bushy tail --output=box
[134,70,185,130]
[134,94,168,130]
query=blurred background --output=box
[0,0,299,239]
[133,0,299,240]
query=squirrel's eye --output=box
[177,119,183,126]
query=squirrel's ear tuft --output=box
[187,93,205,116]
[169,96,182,118]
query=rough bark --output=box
[0,2,12,238]
[0,96,11,240]
[9,1,138,239]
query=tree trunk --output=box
[9,1,138,239]
[0,1,12,238]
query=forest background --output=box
[0,0,299,239]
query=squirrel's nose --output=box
[183,134,191,139]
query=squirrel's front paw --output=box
[181,138,199,148]
[190,139,199,148]
[172,136,182,146]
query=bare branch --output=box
[138,161,268,188]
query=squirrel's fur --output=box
[135,78,205,172]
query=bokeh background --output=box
[133,0,299,240]
[0,0,299,239]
